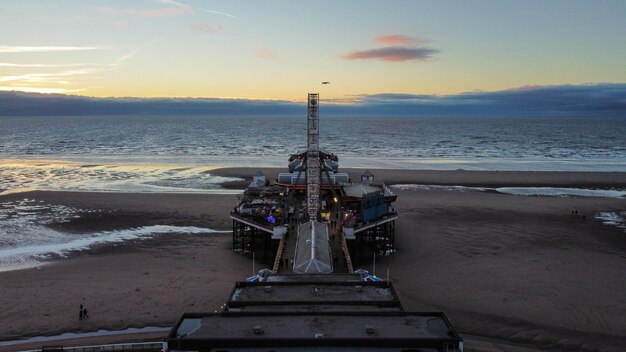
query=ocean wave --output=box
[0,160,243,195]
[596,212,626,233]
[495,187,626,198]
[390,184,625,198]
[0,198,231,272]
[391,184,487,192]
[0,198,97,247]
[0,225,230,272]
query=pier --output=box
[168,93,463,350]
[230,93,399,274]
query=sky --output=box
[0,0,625,104]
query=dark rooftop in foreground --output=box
[227,274,401,313]
[165,273,463,351]
[169,312,460,351]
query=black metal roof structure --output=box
[165,274,463,351]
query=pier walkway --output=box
[273,211,351,274]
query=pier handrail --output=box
[340,232,354,273]
[382,182,394,196]
[272,235,286,273]
[22,342,163,352]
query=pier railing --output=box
[340,233,354,273]
[29,342,163,352]
[272,235,286,273]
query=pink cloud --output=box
[115,20,127,29]
[189,23,224,34]
[374,35,414,45]
[94,5,192,17]
[125,6,192,17]
[343,46,437,62]
[93,6,117,14]
[256,48,278,60]
[373,35,429,45]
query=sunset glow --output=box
[0,0,624,101]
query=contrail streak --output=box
[0,45,111,53]
[158,0,240,19]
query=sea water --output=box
[1,115,624,173]
[0,160,243,195]
[3,115,622,194]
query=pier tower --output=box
[306,93,320,221]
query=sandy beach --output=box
[1,169,625,351]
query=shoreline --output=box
[2,155,626,173]
[2,159,626,196]
[209,167,626,190]
[1,169,625,351]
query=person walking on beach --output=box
[83,307,89,319]
[79,304,84,320]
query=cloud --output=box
[0,62,93,68]
[354,93,436,102]
[189,23,224,34]
[344,34,437,62]
[157,0,240,19]
[348,83,626,116]
[256,48,279,60]
[0,69,99,84]
[93,6,117,14]
[343,46,437,62]
[124,6,191,17]
[373,35,427,45]
[2,83,624,117]
[0,92,301,116]
[115,20,127,29]
[0,41,152,95]
[0,87,82,94]
[0,45,110,53]
[94,4,193,18]
[93,2,239,20]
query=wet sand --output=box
[1,169,625,351]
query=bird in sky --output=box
[322,81,331,84]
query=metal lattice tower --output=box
[306,93,320,220]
